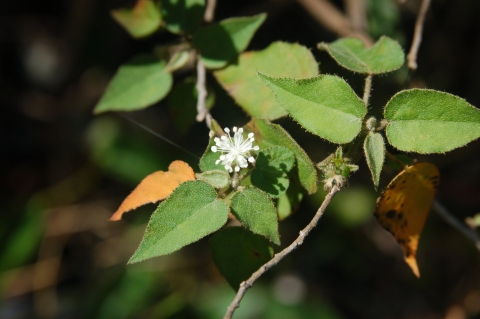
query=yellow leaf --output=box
[374,162,440,277]
[110,160,195,221]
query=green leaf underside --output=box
[196,170,230,189]
[364,132,385,188]
[251,146,295,198]
[318,36,404,74]
[245,119,318,194]
[94,55,172,113]
[210,227,273,289]
[214,41,318,120]
[193,13,266,69]
[259,74,366,144]
[162,0,205,34]
[111,0,162,38]
[230,187,280,245]
[128,180,228,264]
[385,89,480,153]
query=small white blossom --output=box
[211,126,259,173]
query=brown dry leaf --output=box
[373,162,440,277]
[110,160,195,221]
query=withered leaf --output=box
[110,160,195,221]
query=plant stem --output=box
[385,151,407,169]
[296,0,373,46]
[223,186,341,319]
[204,0,217,23]
[195,58,209,124]
[432,200,480,252]
[363,74,372,107]
[407,0,431,70]
[195,0,217,128]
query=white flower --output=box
[211,127,259,173]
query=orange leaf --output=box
[374,162,440,277]
[110,160,195,221]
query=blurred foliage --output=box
[1,0,480,318]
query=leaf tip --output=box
[109,212,122,221]
[92,104,106,115]
[256,12,268,22]
[127,254,141,265]
[405,255,420,278]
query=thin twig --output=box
[203,0,217,23]
[195,58,209,123]
[296,0,373,46]
[224,186,341,319]
[407,0,431,70]
[363,74,372,107]
[195,0,217,128]
[386,152,407,169]
[344,0,367,33]
[432,200,480,252]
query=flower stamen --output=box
[211,127,259,173]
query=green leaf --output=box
[196,170,230,189]
[162,0,205,35]
[210,227,273,289]
[111,0,162,39]
[384,89,480,153]
[230,187,280,245]
[276,168,304,220]
[259,74,367,144]
[363,132,385,188]
[214,41,318,120]
[199,119,225,172]
[165,49,191,72]
[251,146,295,198]
[193,13,267,69]
[318,36,404,74]
[167,78,214,134]
[245,119,318,194]
[128,180,228,263]
[94,55,173,114]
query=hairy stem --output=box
[407,0,431,70]
[223,186,341,319]
[195,58,209,124]
[195,0,217,128]
[363,74,372,107]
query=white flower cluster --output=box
[211,127,259,173]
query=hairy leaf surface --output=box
[214,41,318,120]
[318,36,404,74]
[259,74,366,144]
[385,89,480,153]
[129,180,228,263]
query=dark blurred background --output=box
[1,0,480,318]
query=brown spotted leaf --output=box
[110,160,195,221]
[374,162,440,277]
